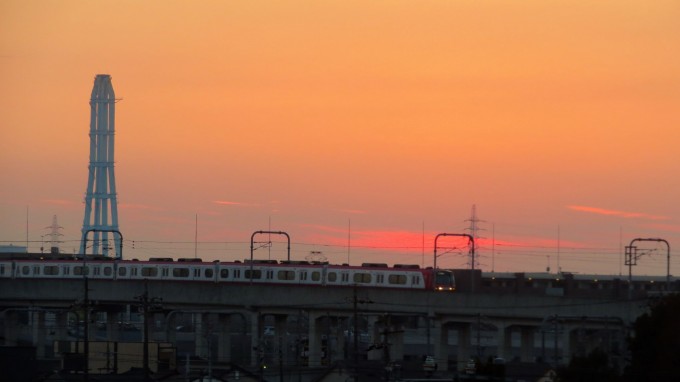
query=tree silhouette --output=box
[625,294,680,382]
[557,349,619,382]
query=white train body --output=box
[0,258,456,291]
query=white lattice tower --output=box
[79,74,121,257]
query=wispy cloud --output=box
[568,205,670,221]
[213,200,260,207]
[334,208,367,215]
[640,223,680,233]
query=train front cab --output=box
[434,269,456,291]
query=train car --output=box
[0,256,456,292]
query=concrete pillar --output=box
[366,315,381,361]
[520,326,535,362]
[431,319,442,364]
[194,313,207,358]
[55,312,69,341]
[32,311,47,358]
[50,312,69,356]
[495,323,509,360]
[308,313,323,367]
[250,312,261,367]
[457,324,471,371]
[151,312,165,341]
[217,314,231,362]
[106,311,121,342]
[166,312,177,344]
[432,319,449,371]
[562,327,572,366]
[334,317,346,363]
[5,311,22,346]
[274,314,287,364]
[391,326,405,362]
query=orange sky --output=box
[2,1,680,275]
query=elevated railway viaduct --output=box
[1,269,669,375]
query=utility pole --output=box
[477,313,481,358]
[350,284,373,382]
[83,260,90,382]
[279,336,284,382]
[553,315,559,368]
[136,280,163,382]
[353,285,359,382]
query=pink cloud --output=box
[568,205,670,221]
[213,200,260,207]
[334,208,367,215]
[301,226,472,252]
[640,223,680,233]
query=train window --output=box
[22,266,30,275]
[266,270,273,280]
[173,268,189,277]
[0,265,4,275]
[376,274,384,284]
[44,266,59,276]
[205,269,213,278]
[162,268,169,277]
[388,275,407,285]
[311,271,321,281]
[220,269,229,279]
[34,266,41,275]
[131,268,138,276]
[193,269,200,277]
[435,272,450,284]
[93,267,101,276]
[411,275,420,285]
[245,270,262,279]
[142,267,157,277]
[353,273,371,284]
[118,267,127,276]
[74,266,89,276]
[234,269,241,279]
[103,267,112,276]
[278,270,295,280]
[341,273,349,282]
[327,272,337,282]
[300,272,308,281]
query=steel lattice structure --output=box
[79,74,121,257]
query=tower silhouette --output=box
[45,215,63,255]
[79,74,121,257]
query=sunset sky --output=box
[2,1,679,276]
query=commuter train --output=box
[0,256,456,291]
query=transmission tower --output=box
[79,74,121,257]
[464,204,485,269]
[45,215,63,254]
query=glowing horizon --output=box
[2,1,679,277]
